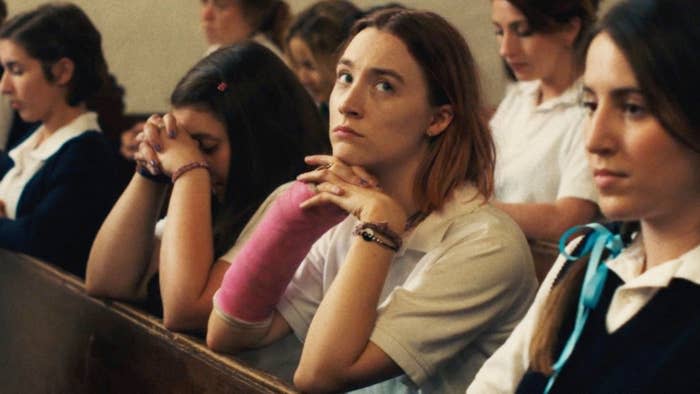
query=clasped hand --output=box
[133,114,205,178]
[297,155,408,235]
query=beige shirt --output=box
[278,184,538,393]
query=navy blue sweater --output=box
[0,130,119,277]
[517,271,700,393]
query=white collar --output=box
[607,240,700,288]
[10,112,100,161]
[517,78,582,112]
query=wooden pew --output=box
[0,249,297,394]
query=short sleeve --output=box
[369,225,538,386]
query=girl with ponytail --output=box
[469,0,700,392]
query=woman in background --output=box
[200,0,291,59]
[490,0,600,242]
[469,0,700,391]
[286,0,361,116]
[0,3,118,277]
[120,0,292,160]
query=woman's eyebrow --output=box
[337,58,405,84]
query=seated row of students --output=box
[97,0,700,391]
[2,0,699,392]
[88,6,538,392]
[0,0,391,279]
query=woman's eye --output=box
[337,72,352,84]
[581,100,597,114]
[200,144,217,154]
[376,81,394,93]
[623,102,646,118]
[195,139,217,154]
[7,65,23,76]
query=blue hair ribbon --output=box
[544,223,624,394]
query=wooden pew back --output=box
[0,250,297,394]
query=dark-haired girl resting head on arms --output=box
[86,41,326,331]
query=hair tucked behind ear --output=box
[529,221,639,374]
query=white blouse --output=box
[0,112,100,219]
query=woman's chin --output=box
[330,148,364,167]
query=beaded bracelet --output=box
[171,161,211,183]
[352,221,403,252]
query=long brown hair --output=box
[529,222,638,373]
[171,42,327,256]
[348,9,495,213]
[530,0,700,373]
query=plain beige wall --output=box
[4,1,507,113]
[3,1,618,113]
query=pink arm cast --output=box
[213,181,346,322]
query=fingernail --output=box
[153,144,162,152]
[150,160,158,167]
[167,129,176,138]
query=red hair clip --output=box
[217,81,228,92]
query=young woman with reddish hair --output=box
[206,9,537,393]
